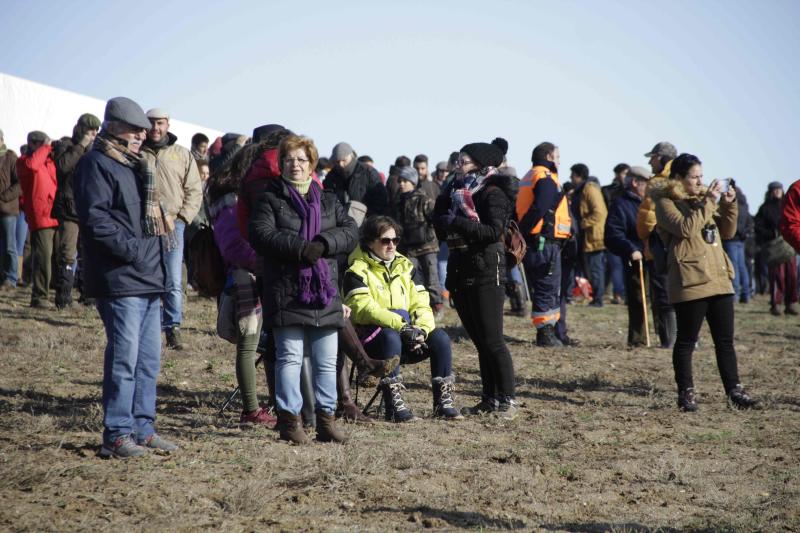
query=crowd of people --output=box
[2,95,799,458]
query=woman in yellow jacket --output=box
[653,153,759,412]
[343,215,461,422]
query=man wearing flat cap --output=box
[635,141,678,348]
[324,142,388,221]
[16,130,58,307]
[142,108,202,350]
[51,113,101,309]
[74,96,177,458]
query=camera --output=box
[702,224,717,244]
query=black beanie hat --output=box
[460,142,504,169]
[491,137,508,155]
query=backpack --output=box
[188,224,225,298]
[502,219,527,266]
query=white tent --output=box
[0,72,223,153]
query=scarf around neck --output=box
[93,131,175,248]
[284,180,336,308]
[532,157,557,173]
[449,167,498,221]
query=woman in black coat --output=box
[249,135,358,444]
[754,181,798,315]
[434,140,518,419]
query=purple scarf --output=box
[285,181,337,308]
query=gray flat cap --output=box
[146,108,170,120]
[330,142,355,162]
[104,97,151,130]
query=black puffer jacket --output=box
[323,160,388,217]
[249,179,359,328]
[52,136,89,222]
[754,196,782,245]
[434,173,518,289]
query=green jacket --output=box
[343,246,435,336]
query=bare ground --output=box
[0,286,798,532]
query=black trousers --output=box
[452,283,515,398]
[672,294,740,393]
[623,261,648,346]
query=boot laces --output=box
[389,382,410,413]
[438,381,455,409]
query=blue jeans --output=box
[273,326,338,415]
[96,295,162,445]
[162,220,185,329]
[15,211,27,255]
[585,250,606,306]
[0,215,18,285]
[437,241,448,289]
[606,251,625,298]
[723,240,750,302]
[364,327,452,379]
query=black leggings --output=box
[673,294,740,393]
[452,283,515,398]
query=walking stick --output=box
[638,259,651,347]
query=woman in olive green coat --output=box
[653,153,759,412]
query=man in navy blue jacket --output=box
[604,166,651,348]
[74,97,176,459]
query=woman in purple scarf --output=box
[249,135,358,444]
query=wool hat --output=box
[768,181,783,192]
[460,142,504,169]
[146,108,170,120]
[628,166,652,181]
[397,166,419,185]
[252,124,288,143]
[330,142,355,162]
[491,137,509,155]
[104,97,151,130]
[435,161,448,172]
[644,141,677,159]
[27,131,48,144]
[77,113,101,130]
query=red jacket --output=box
[17,145,58,231]
[780,179,800,252]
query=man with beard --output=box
[325,142,388,222]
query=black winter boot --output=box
[508,282,527,317]
[461,394,499,416]
[431,375,463,420]
[54,264,75,309]
[536,324,563,347]
[380,376,416,423]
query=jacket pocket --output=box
[676,257,711,288]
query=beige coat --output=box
[653,180,737,304]
[636,159,672,259]
[144,135,202,224]
[579,181,607,252]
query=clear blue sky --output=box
[2,0,798,210]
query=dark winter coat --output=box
[73,150,167,298]
[249,179,358,329]
[604,189,644,261]
[754,197,782,245]
[434,173,518,289]
[725,187,752,242]
[51,136,89,222]
[323,160,388,217]
[391,188,438,257]
[0,149,20,217]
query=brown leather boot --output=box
[336,353,373,423]
[277,410,308,444]
[339,320,399,385]
[315,409,348,443]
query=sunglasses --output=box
[379,237,400,245]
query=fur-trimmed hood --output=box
[649,177,708,203]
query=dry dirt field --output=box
[0,286,798,532]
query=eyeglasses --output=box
[456,158,475,167]
[379,237,400,246]
[284,157,309,165]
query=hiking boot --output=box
[431,375,463,420]
[0,280,15,291]
[30,298,53,309]
[165,327,184,350]
[380,376,416,423]
[610,294,623,305]
[315,409,348,443]
[677,388,698,412]
[432,303,445,323]
[460,395,499,416]
[786,303,799,316]
[277,410,309,444]
[495,396,519,420]
[336,399,374,423]
[240,407,278,429]
[536,324,563,347]
[558,335,580,347]
[100,435,147,459]
[770,305,782,316]
[728,384,760,410]
[138,433,178,452]
[357,356,400,387]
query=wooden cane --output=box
[638,259,651,347]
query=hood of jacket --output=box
[481,172,518,203]
[650,178,709,204]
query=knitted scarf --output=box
[284,179,336,308]
[449,166,498,221]
[93,131,175,247]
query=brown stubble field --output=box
[0,287,798,532]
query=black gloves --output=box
[400,324,427,353]
[301,240,326,264]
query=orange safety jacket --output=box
[516,166,572,239]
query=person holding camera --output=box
[344,215,461,423]
[653,153,759,412]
